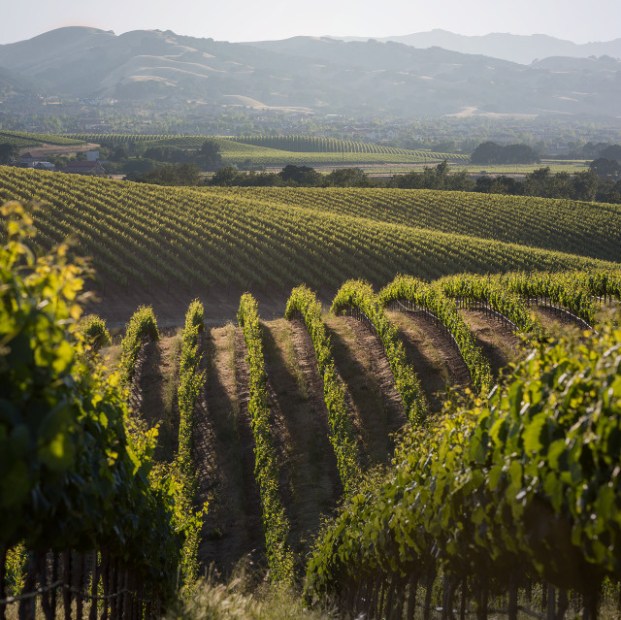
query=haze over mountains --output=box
[1,27,621,119]
[339,30,621,65]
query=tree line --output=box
[200,162,621,204]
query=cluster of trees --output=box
[209,165,371,187]
[106,140,222,180]
[0,143,18,164]
[570,141,621,160]
[134,163,202,186]
[470,141,540,165]
[206,162,621,204]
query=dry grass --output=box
[170,562,334,620]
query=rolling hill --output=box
[0,166,619,325]
[1,27,621,117]
[340,29,621,65]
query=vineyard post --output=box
[62,551,72,620]
[557,590,569,619]
[476,583,488,620]
[423,569,435,620]
[75,554,84,620]
[459,579,467,620]
[50,554,59,617]
[18,553,36,620]
[37,552,53,620]
[405,574,418,620]
[506,575,518,620]
[546,586,556,620]
[88,554,98,620]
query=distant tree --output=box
[123,158,156,179]
[502,144,540,164]
[470,142,503,165]
[0,143,18,164]
[110,145,128,161]
[279,164,321,186]
[200,140,222,170]
[600,145,621,162]
[325,168,369,187]
[134,163,201,186]
[210,166,240,186]
[471,142,539,165]
[143,146,189,163]
[523,167,552,196]
[590,158,621,179]
[597,179,621,204]
[571,170,599,201]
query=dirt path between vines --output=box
[134,333,181,462]
[459,309,520,377]
[533,305,589,335]
[195,325,264,576]
[386,309,471,412]
[324,315,406,466]
[262,319,342,561]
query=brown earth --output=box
[386,309,471,412]
[532,305,590,334]
[459,309,521,377]
[261,319,342,560]
[324,315,406,466]
[123,300,528,580]
[194,325,264,577]
[133,332,181,461]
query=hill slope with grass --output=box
[0,168,619,297]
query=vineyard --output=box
[0,168,619,314]
[2,165,621,618]
[65,133,467,165]
[0,131,85,148]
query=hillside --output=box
[103,270,620,588]
[0,167,619,325]
[68,133,466,165]
[340,30,621,65]
[1,27,621,117]
[3,192,621,616]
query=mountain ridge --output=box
[1,27,620,119]
[336,29,621,65]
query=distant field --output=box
[0,167,617,298]
[0,130,85,148]
[66,133,468,165]
[459,159,590,175]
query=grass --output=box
[171,563,334,620]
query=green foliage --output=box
[437,272,542,334]
[285,286,361,493]
[120,305,159,385]
[305,321,621,605]
[135,163,201,186]
[0,202,184,603]
[331,280,427,424]
[78,314,111,351]
[172,576,334,620]
[0,168,617,294]
[471,141,540,165]
[499,271,597,326]
[379,275,493,394]
[67,133,466,165]
[176,299,207,585]
[0,131,84,148]
[238,294,294,584]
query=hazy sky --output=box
[1,0,620,44]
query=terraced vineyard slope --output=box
[104,270,620,587]
[0,168,618,323]
[67,133,467,165]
